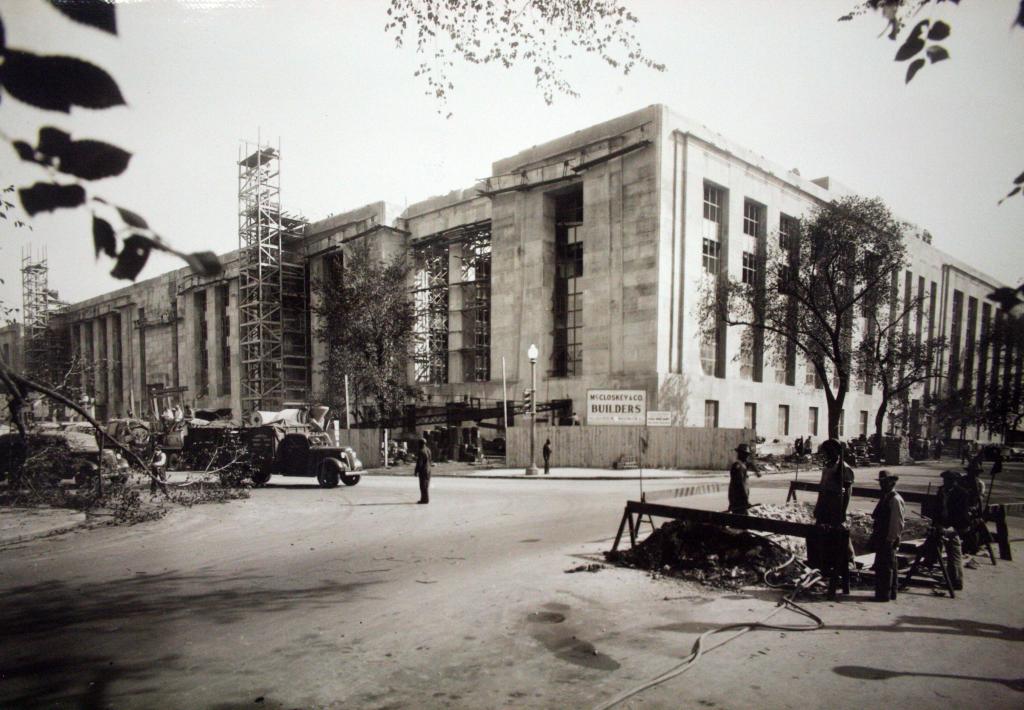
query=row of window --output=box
[705,400,872,438]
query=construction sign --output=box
[586,389,646,426]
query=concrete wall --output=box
[506,425,754,470]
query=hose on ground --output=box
[593,540,825,710]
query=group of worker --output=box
[728,438,998,602]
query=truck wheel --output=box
[341,474,360,486]
[75,463,97,488]
[251,470,271,487]
[317,469,339,488]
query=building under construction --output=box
[15,105,1019,442]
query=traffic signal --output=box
[523,388,533,410]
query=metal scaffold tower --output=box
[237,139,309,413]
[21,249,65,383]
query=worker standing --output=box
[961,459,991,557]
[809,438,854,573]
[728,443,760,514]
[870,470,906,602]
[542,438,552,475]
[415,436,432,504]
[935,470,967,590]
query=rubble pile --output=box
[605,521,802,589]
[606,502,933,590]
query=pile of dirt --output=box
[606,502,933,590]
[605,521,801,589]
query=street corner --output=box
[0,506,87,546]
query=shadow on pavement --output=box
[826,615,1024,642]
[0,571,383,637]
[833,665,1024,691]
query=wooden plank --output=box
[787,480,932,505]
[623,500,823,538]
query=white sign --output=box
[646,410,672,427]
[587,389,647,426]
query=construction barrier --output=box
[505,425,754,471]
[335,428,382,470]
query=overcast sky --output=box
[0,0,1021,312]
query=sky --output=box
[0,0,1022,312]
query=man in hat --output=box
[814,439,854,526]
[870,470,906,601]
[961,458,992,557]
[934,470,967,590]
[542,438,552,475]
[414,435,432,504]
[728,443,761,514]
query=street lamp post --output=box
[526,343,539,476]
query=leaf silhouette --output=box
[926,45,949,64]
[0,50,125,112]
[92,216,116,258]
[110,234,153,280]
[905,58,926,83]
[183,251,223,277]
[47,0,117,35]
[116,206,148,229]
[894,20,929,61]
[19,182,86,215]
[15,127,131,180]
[927,20,950,41]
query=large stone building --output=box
[20,105,1017,442]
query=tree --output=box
[311,240,419,425]
[855,292,945,450]
[979,312,1024,440]
[840,0,1024,202]
[384,0,664,112]
[699,195,911,439]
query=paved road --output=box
[1,470,1021,709]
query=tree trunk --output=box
[827,386,846,440]
[874,394,889,462]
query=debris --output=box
[565,563,603,574]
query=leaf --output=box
[927,20,950,41]
[47,0,117,35]
[16,127,131,180]
[58,138,131,180]
[905,58,926,83]
[182,251,223,277]
[894,20,928,61]
[0,50,125,113]
[1016,0,1024,29]
[110,234,153,280]
[0,15,5,50]
[926,45,949,64]
[92,215,116,258]
[116,206,148,229]
[1015,171,1024,185]
[18,182,86,216]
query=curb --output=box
[0,517,86,547]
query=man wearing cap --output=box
[808,438,855,574]
[870,470,906,601]
[728,443,761,514]
[415,436,432,504]
[935,470,967,590]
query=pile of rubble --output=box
[605,521,802,589]
[606,502,932,590]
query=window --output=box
[459,225,492,382]
[553,189,583,377]
[808,406,819,436]
[744,402,757,432]
[194,289,208,397]
[779,214,798,251]
[700,331,718,376]
[838,409,845,438]
[742,251,757,285]
[218,285,231,395]
[859,410,869,438]
[949,289,963,388]
[743,200,765,238]
[778,405,790,436]
[413,240,450,384]
[703,184,724,223]
[704,400,719,429]
[702,238,721,274]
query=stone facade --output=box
[21,105,1015,443]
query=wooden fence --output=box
[334,428,382,469]
[505,426,754,470]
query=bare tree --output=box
[855,294,945,451]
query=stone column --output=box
[229,279,242,418]
[207,286,224,401]
[121,306,135,416]
[106,314,121,417]
[92,317,107,417]
[78,321,90,397]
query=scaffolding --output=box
[412,221,493,385]
[237,139,308,413]
[20,249,66,384]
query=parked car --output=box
[0,428,128,487]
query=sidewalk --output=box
[0,507,86,546]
